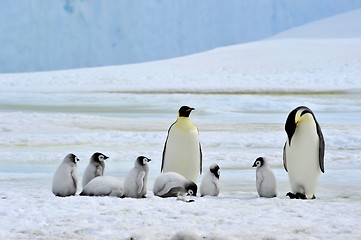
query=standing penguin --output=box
[161,106,202,183]
[82,152,109,188]
[153,172,197,198]
[252,157,277,198]
[283,106,325,199]
[123,156,151,198]
[52,153,80,197]
[200,164,220,197]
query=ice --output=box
[1,1,361,72]
[1,9,361,240]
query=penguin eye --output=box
[99,155,104,161]
[143,158,148,164]
[256,161,261,166]
[188,190,194,195]
[75,157,79,162]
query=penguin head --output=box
[178,106,195,118]
[210,164,220,179]
[252,157,265,168]
[285,106,316,145]
[65,153,80,164]
[186,182,198,196]
[91,152,109,163]
[136,156,151,166]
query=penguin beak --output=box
[147,159,151,162]
[104,156,109,160]
[252,163,257,167]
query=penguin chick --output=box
[283,106,325,199]
[82,152,109,188]
[200,164,220,197]
[153,172,197,198]
[252,157,277,198]
[123,156,151,198]
[80,176,123,197]
[161,106,202,183]
[52,153,80,197]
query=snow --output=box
[1,8,361,240]
[1,0,361,73]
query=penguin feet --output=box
[286,192,316,200]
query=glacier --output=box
[0,0,361,73]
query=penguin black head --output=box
[136,156,151,166]
[252,157,264,168]
[210,164,220,179]
[67,153,80,164]
[186,182,198,196]
[91,152,109,163]
[178,106,195,117]
[285,106,315,146]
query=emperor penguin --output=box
[161,106,202,183]
[52,153,80,197]
[80,176,123,197]
[82,152,109,188]
[153,172,197,198]
[200,164,220,197]
[123,156,151,198]
[252,157,277,198]
[283,106,325,199]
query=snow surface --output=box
[1,8,361,240]
[1,0,361,72]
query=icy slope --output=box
[1,0,361,72]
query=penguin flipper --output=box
[157,181,181,196]
[136,171,146,194]
[316,122,325,173]
[199,142,203,174]
[95,165,103,177]
[256,174,264,193]
[71,169,78,191]
[282,142,288,172]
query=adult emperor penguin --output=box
[80,176,123,197]
[153,172,197,198]
[283,106,325,199]
[161,106,202,183]
[123,156,151,198]
[82,152,109,188]
[252,157,277,198]
[200,164,220,197]
[52,153,80,197]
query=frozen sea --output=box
[1,9,361,240]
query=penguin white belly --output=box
[163,124,200,182]
[287,124,320,198]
